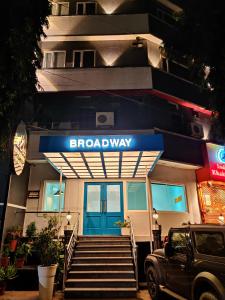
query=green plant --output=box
[34,216,61,266]
[26,222,37,239]
[1,245,10,258]
[0,265,17,281]
[114,219,130,228]
[15,243,32,260]
[4,226,22,243]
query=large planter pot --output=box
[121,227,130,236]
[0,256,9,268]
[38,264,57,300]
[9,240,17,252]
[15,257,25,268]
[0,281,6,295]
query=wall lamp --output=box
[66,211,72,225]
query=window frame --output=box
[151,180,189,213]
[51,2,69,15]
[42,180,66,212]
[72,50,96,68]
[126,181,148,211]
[43,51,66,69]
[76,1,97,15]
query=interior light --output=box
[218,214,224,224]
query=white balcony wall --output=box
[45,14,149,37]
[37,67,153,92]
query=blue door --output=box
[83,182,124,235]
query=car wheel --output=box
[146,266,162,300]
[199,291,219,300]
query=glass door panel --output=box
[107,185,121,212]
[87,185,101,212]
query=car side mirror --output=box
[164,242,174,257]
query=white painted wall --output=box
[23,163,201,241]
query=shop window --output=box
[52,2,69,15]
[127,182,147,210]
[73,50,95,68]
[43,181,65,211]
[151,183,187,212]
[76,2,97,15]
[194,231,225,257]
[43,51,66,68]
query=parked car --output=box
[144,225,225,300]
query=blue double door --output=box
[83,182,124,235]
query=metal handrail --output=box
[63,213,80,290]
[127,216,138,290]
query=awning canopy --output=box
[40,134,164,179]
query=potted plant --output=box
[5,226,22,252]
[0,245,10,268]
[115,219,130,235]
[0,265,17,295]
[34,216,61,300]
[26,222,37,241]
[15,243,32,268]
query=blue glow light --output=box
[217,148,225,163]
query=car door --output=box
[165,230,193,298]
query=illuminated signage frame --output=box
[39,134,164,153]
[207,143,225,181]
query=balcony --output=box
[37,67,153,92]
[44,14,150,39]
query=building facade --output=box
[3,0,222,282]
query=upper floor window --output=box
[76,2,97,15]
[73,50,96,68]
[43,51,66,68]
[43,181,65,212]
[52,2,69,15]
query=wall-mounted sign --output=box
[39,134,164,153]
[13,121,27,176]
[27,191,40,199]
[207,143,225,181]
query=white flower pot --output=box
[121,227,130,236]
[38,264,57,300]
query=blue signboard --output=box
[39,134,164,153]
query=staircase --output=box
[64,235,137,299]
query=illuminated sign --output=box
[13,121,27,176]
[39,134,164,153]
[207,143,225,181]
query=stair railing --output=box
[63,213,80,290]
[127,216,138,290]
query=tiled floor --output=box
[0,290,151,300]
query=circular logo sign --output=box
[13,121,27,175]
[217,148,225,164]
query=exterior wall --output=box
[23,162,201,240]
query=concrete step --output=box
[78,240,130,245]
[65,278,136,288]
[76,245,131,251]
[79,236,130,241]
[64,287,137,299]
[70,263,133,271]
[74,251,132,257]
[72,257,133,264]
[68,270,135,279]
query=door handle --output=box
[100,201,102,213]
[103,201,107,213]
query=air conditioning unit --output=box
[96,112,114,128]
[190,122,204,139]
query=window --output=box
[52,2,69,15]
[194,232,225,257]
[43,51,66,68]
[76,2,96,15]
[151,183,187,212]
[73,50,95,68]
[43,181,65,211]
[171,231,188,254]
[127,182,147,210]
